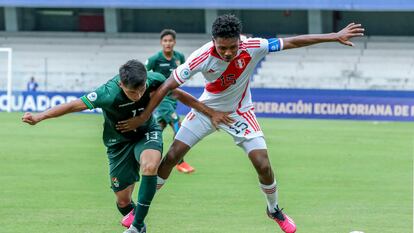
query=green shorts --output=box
[107,130,163,192]
[155,105,179,125]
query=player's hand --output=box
[210,111,235,129]
[336,23,365,47]
[21,112,41,125]
[116,115,146,133]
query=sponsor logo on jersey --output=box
[111,177,120,188]
[87,92,97,101]
[236,59,245,69]
[180,68,190,79]
[159,63,170,67]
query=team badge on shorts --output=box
[111,177,120,188]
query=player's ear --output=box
[119,81,125,89]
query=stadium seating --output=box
[0,32,413,91]
[255,36,414,90]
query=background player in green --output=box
[22,60,231,233]
[146,29,195,173]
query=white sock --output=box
[260,181,278,213]
[156,176,166,191]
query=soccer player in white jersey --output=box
[117,14,364,233]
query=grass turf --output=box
[0,112,412,233]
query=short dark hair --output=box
[212,14,242,39]
[119,60,147,89]
[160,29,176,40]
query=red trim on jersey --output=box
[243,40,261,49]
[173,69,185,84]
[205,51,252,94]
[189,48,211,66]
[210,47,224,60]
[190,53,209,70]
[189,47,213,70]
[237,80,250,110]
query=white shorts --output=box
[175,109,267,154]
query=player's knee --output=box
[141,161,159,175]
[165,148,182,164]
[117,197,132,207]
[257,162,273,176]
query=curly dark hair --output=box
[212,14,242,39]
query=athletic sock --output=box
[260,181,278,213]
[156,176,166,191]
[117,201,136,216]
[133,175,157,228]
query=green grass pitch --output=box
[0,112,412,233]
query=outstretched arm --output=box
[283,23,364,50]
[22,99,88,125]
[116,77,235,132]
[171,88,234,128]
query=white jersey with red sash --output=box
[173,38,283,112]
[173,37,283,145]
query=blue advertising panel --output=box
[1,0,414,10]
[177,88,414,122]
[2,88,414,121]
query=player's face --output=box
[161,35,176,53]
[213,37,239,62]
[120,82,146,102]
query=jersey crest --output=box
[235,58,246,69]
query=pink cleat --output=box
[266,206,296,233]
[121,210,135,228]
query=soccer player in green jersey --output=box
[145,29,195,173]
[22,60,232,233]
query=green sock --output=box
[133,175,157,228]
[117,201,136,216]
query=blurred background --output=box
[0,0,413,121]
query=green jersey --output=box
[146,50,185,108]
[81,72,165,147]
